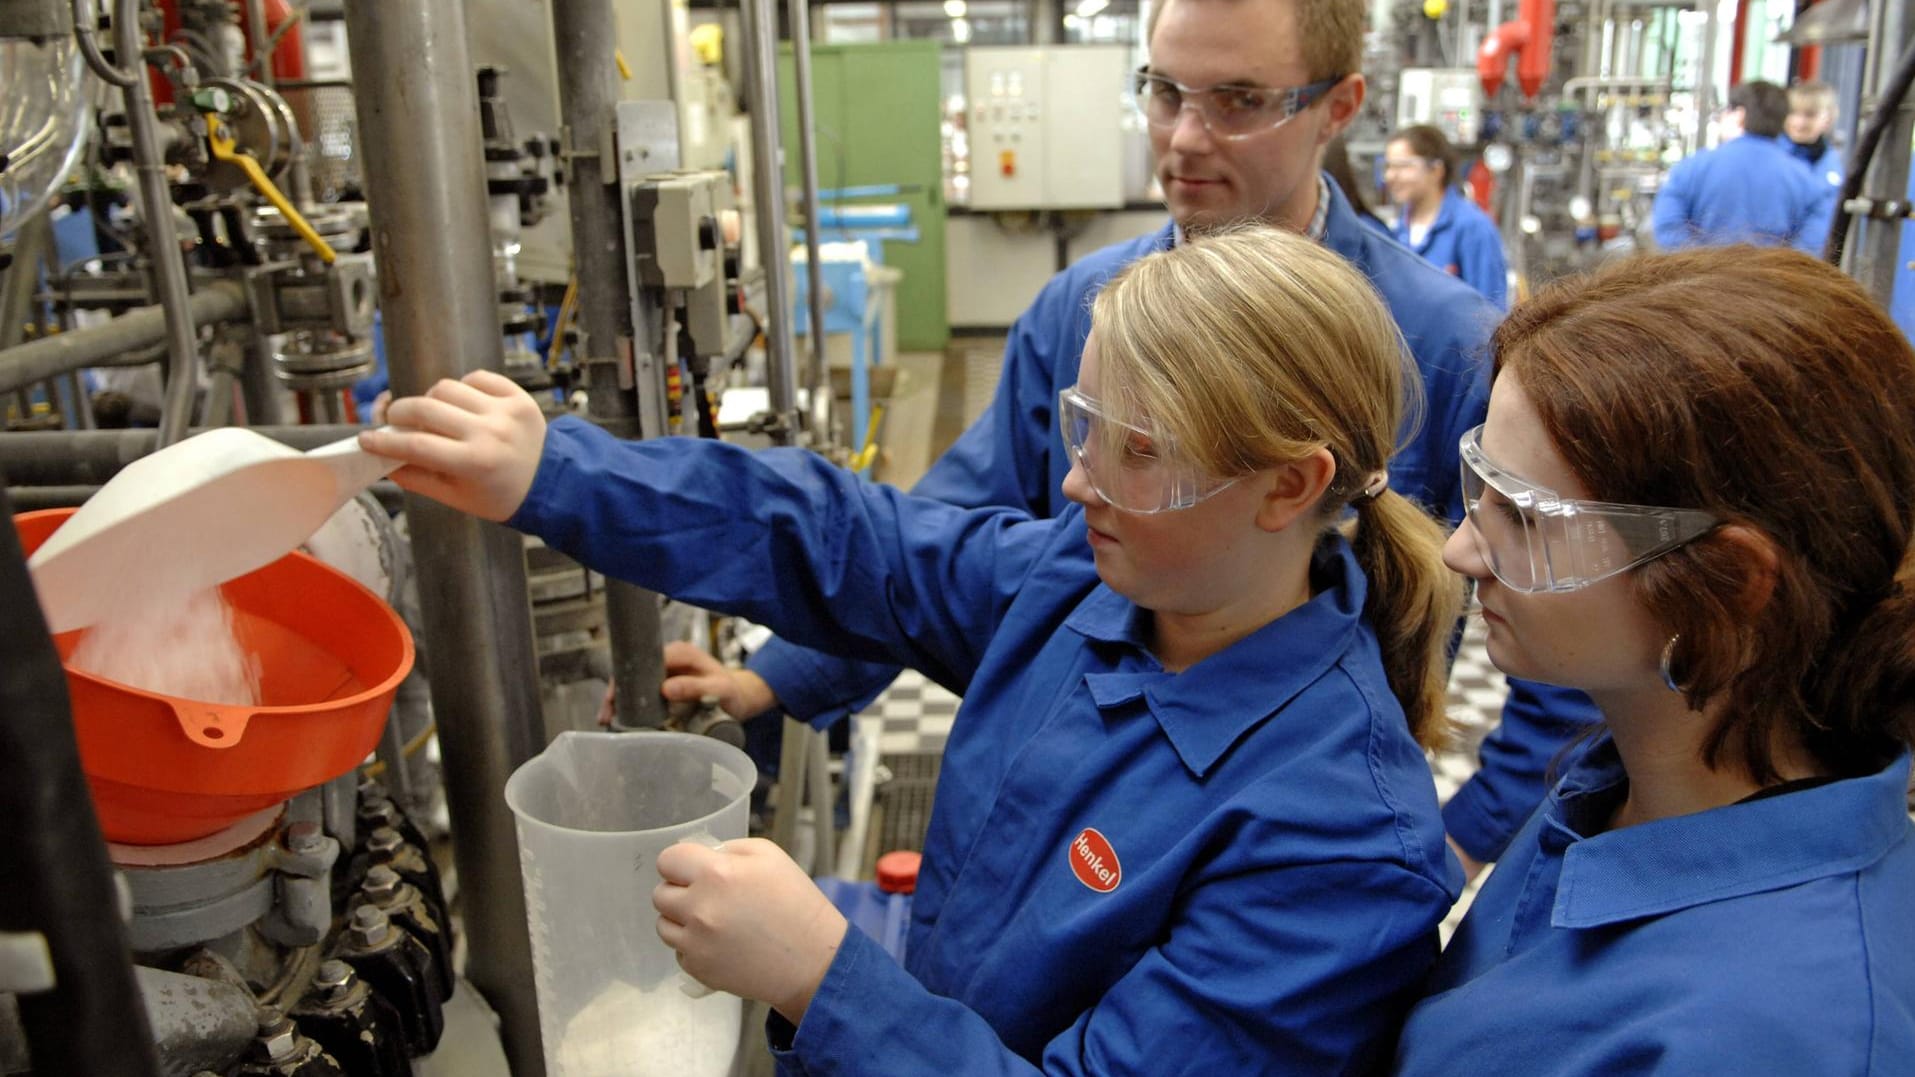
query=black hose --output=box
[0,481,161,1076]
[1824,37,1915,266]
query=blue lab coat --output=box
[509,417,1463,1075]
[1651,134,1830,253]
[1394,738,1915,1075]
[750,177,1600,864]
[1391,187,1510,309]
[1788,137,1846,253]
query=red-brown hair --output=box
[1493,246,1915,781]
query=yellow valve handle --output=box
[204,113,337,264]
[615,49,633,81]
[848,404,884,472]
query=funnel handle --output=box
[169,701,256,749]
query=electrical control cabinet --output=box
[1397,68,1483,146]
[965,46,1129,210]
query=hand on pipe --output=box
[654,837,849,1024]
[357,371,546,522]
[662,641,779,720]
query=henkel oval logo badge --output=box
[1069,828,1121,893]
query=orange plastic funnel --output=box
[15,509,415,845]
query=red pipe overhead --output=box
[1729,0,1756,85]
[1478,0,1558,99]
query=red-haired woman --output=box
[1396,246,1915,1074]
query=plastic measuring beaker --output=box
[504,730,756,1077]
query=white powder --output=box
[551,979,741,1077]
[69,586,262,706]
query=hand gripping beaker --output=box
[504,730,755,1077]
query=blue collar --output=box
[1546,740,1915,928]
[1062,536,1368,777]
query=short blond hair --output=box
[1090,226,1460,746]
[1788,80,1837,116]
[1146,0,1365,84]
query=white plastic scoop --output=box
[28,427,400,634]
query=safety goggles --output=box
[1129,70,1343,141]
[1059,385,1239,514]
[1458,425,1718,593]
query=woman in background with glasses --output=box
[1394,246,1915,1075]
[363,226,1465,1074]
[1383,125,1509,309]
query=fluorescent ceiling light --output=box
[944,0,967,17]
[1075,0,1109,18]
[952,16,973,42]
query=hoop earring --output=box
[1659,635,1683,693]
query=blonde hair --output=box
[1090,225,1462,746]
[1147,0,1365,84]
[1788,80,1837,116]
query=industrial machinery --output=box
[1361,0,1726,293]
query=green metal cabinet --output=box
[780,41,948,351]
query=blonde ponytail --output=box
[1350,491,1464,749]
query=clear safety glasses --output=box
[1059,385,1239,514]
[1128,70,1344,141]
[1458,425,1719,593]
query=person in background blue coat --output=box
[1395,246,1915,1075]
[1652,80,1828,253]
[1384,125,1509,308]
[1785,80,1844,249]
[365,226,1466,1074]
[668,0,1598,882]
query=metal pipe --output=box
[741,0,800,444]
[787,0,830,417]
[0,423,361,485]
[1848,0,1915,301]
[244,0,274,88]
[1694,0,1718,151]
[550,0,669,730]
[112,0,203,446]
[71,0,136,87]
[339,3,548,1072]
[0,481,162,1077]
[240,336,285,425]
[0,282,249,397]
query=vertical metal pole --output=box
[1694,0,1718,151]
[742,0,801,440]
[338,3,548,1073]
[550,0,670,730]
[244,0,274,87]
[788,0,831,416]
[113,0,201,446]
[1853,0,1915,303]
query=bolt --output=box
[362,865,401,903]
[255,1008,298,1062]
[367,826,404,858]
[283,821,324,856]
[348,903,390,947]
[357,795,397,828]
[314,960,355,1001]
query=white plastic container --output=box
[504,730,755,1077]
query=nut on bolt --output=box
[362,864,402,903]
[367,826,404,857]
[255,1007,298,1062]
[283,821,325,856]
[349,903,390,947]
[314,959,356,1002]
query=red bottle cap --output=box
[875,850,923,895]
